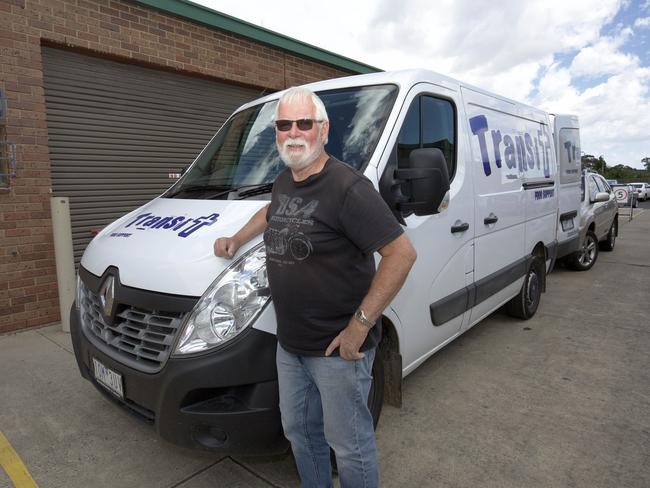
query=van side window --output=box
[397,95,456,179]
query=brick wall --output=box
[0,0,354,333]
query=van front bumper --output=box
[70,306,287,455]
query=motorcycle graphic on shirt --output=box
[265,195,318,263]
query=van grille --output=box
[79,282,185,373]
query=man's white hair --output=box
[275,86,329,124]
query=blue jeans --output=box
[276,343,378,488]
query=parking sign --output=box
[614,187,628,204]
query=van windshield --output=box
[165,84,398,199]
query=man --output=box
[214,87,416,488]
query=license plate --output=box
[92,358,124,400]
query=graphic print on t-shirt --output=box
[265,194,319,263]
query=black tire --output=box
[506,256,544,320]
[567,230,599,271]
[599,219,617,252]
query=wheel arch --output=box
[379,315,403,408]
[532,242,547,292]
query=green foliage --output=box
[606,164,639,180]
[581,154,605,173]
[581,154,650,182]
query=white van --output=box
[552,116,619,271]
[553,114,582,260]
[71,70,566,454]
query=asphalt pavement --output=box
[1,208,649,488]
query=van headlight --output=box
[173,243,270,355]
[75,273,83,309]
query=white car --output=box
[630,182,650,201]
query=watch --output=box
[354,308,375,328]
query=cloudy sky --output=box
[196,0,650,169]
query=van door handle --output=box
[451,222,469,233]
[484,214,498,225]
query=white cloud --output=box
[536,64,650,167]
[194,0,649,167]
[634,16,650,27]
[569,29,638,77]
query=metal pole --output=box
[50,197,75,332]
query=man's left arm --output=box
[325,233,417,360]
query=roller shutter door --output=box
[42,47,261,266]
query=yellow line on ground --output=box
[0,431,38,488]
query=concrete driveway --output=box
[1,210,649,488]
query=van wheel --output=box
[567,231,598,271]
[331,351,385,472]
[599,220,617,252]
[506,256,543,320]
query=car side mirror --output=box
[593,192,609,203]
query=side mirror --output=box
[380,148,451,223]
[593,192,609,203]
[395,148,451,216]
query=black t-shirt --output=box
[264,158,404,356]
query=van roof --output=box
[235,69,545,116]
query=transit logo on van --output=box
[120,212,220,238]
[469,115,552,179]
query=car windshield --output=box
[631,183,642,188]
[164,84,398,199]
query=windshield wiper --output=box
[235,183,274,199]
[166,182,274,200]
[165,184,231,198]
[202,182,274,200]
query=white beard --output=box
[278,136,322,170]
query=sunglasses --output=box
[274,118,323,132]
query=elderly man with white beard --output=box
[214,86,416,488]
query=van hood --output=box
[81,198,268,297]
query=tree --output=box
[605,164,637,181]
[643,157,650,171]
[581,154,606,175]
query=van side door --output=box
[378,83,475,373]
[554,116,582,254]
[462,88,539,325]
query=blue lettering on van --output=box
[534,189,554,200]
[124,212,220,237]
[469,115,552,179]
[469,115,492,175]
